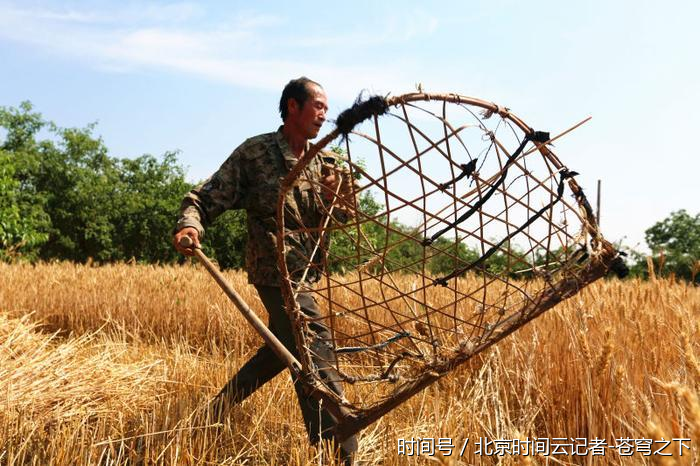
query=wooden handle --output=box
[179,235,194,248]
[183,235,302,376]
[178,230,351,428]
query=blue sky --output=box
[1,0,697,251]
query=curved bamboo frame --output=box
[274,92,618,439]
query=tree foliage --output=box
[643,210,700,283]
[0,150,50,259]
[0,101,194,264]
[0,102,53,259]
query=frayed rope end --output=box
[335,94,389,138]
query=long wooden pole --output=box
[178,236,302,375]
[178,236,353,431]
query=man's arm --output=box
[173,150,246,255]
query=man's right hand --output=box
[173,227,201,256]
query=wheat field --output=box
[1,261,698,465]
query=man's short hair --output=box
[279,77,322,121]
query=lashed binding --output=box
[275,92,623,439]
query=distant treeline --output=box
[1,102,697,282]
[0,101,247,269]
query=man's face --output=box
[289,84,328,140]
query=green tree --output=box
[427,237,481,276]
[0,102,51,259]
[0,152,50,259]
[39,124,121,261]
[644,209,700,283]
[112,153,193,263]
[0,101,202,264]
[202,210,248,270]
[327,191,383,273]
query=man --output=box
[173,77,358,464]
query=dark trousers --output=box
[211,285,358,463]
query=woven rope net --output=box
[276,92,620,436]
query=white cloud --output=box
[0,2,424,101]
[4,1,205,25]
[289,10,439,48]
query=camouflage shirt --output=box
[175,127,339,286]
